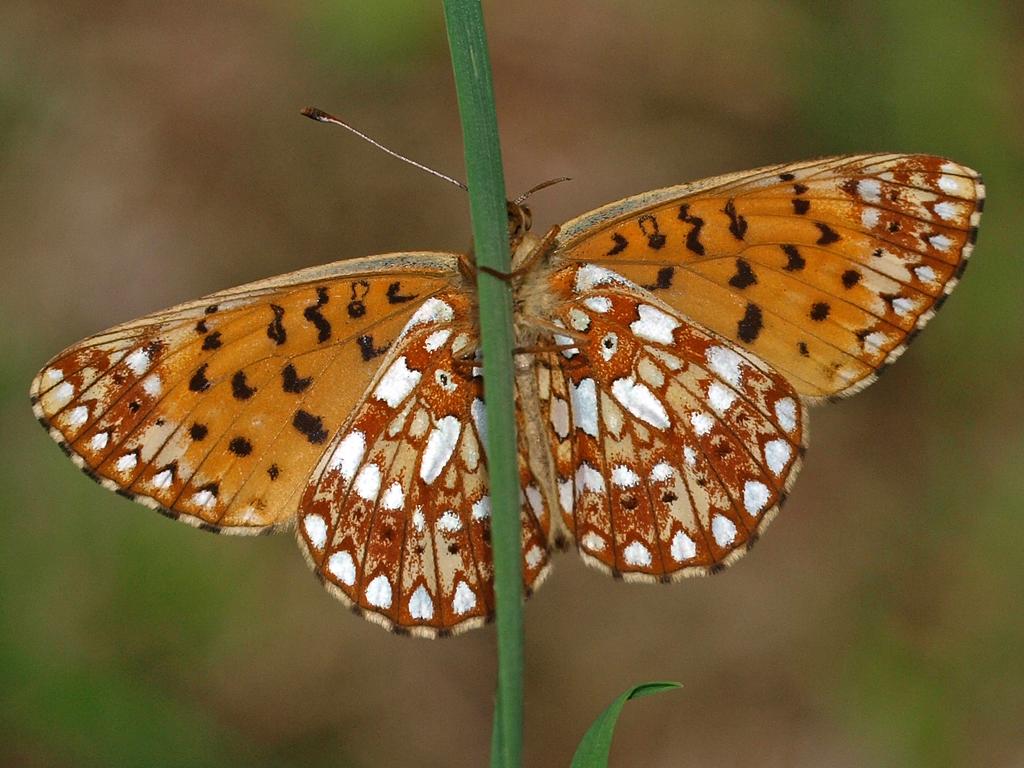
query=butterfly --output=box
[31,153,983,637]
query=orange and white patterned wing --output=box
[30,253,461,534]
[554,154,984,400]
[297,292,552,636]
[538,264,806,577]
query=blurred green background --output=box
[2,2,1021,766]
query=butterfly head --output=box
[507,199,533,250]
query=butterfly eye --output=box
[600,332,618,361]
[435,369,457,392]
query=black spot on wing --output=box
[792,198,810,215]
[201,331,222,350]
[642,267,674,291]
[304,287,332,343]
[281,363,312,393]
[231,371,257,400]
[810,302,831,321]
[267,304,287,345]
[189,422,208,440]
[816,223,841,244]
[189,364,211,392]
[386,282,418,304]
[677,204,705,256]
[292,410,328,444]
[841,269,861,289]
[228,436,253,456]
[781,244,805,271]
[607,232,628,256]
[358,335,390,361]
[724,199,748,240]
[728,258,757,289]
[737,303,763,343]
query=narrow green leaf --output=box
[571,682,682,768]
[441,2,523,767]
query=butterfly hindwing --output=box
[296,291,551,636]
[554,154,984,400]
[536,264,806,577]
[31,253,461,533]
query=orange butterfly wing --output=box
[31,254,461,533]
[553,154,984,399]
[533,264,806,577]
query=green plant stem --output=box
[442,2,523,767]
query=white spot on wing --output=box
[558,479,573,513]
[43,368,63,384]
[933,201,959,221]
[861,207,881,229]
[927,233,954,252]
[412,507,426,531]
[914,265,937,283]
[550,397,570,439]
[623,541,652,567]
[743,480,771,516]
[690,411,714,437]
[303,515,328,549]
[891,296,915,317]
[650,462,673,482]
[142,375,162,397]
[125,348,151,375]
[51,381,75,408]
[575,265,625,292]
[89,431,109,451]
[365,575,392,608]
[630,304,679,345]
[683,446,697,466]
[774,397,797,433]
[472,398,488,447]
[711,514,737,547]
[192,489,216,509]
[68,405,89,428]
[581,531,605,552]
[525,485,544,516]
[569,308,591,331]
[374,356,421,408]
[611,465,640,488]
[764,439,792,475]
[584,296,612,313]
[857,178,882,203]
[670,531,697,561]
[381,482,404,510]
[570,378,598,437]
[525,545,544,569]
[329,431,366,481]
[408,585,434,620]
[472,496,491,520]
[708,382,737,414]
[611,376,670,429]
[706,346,744,387]
[152,469,173,489]
[328,551,356,585]
[575,462,606,493]
[115,452,138,473]
[937,175,960,194]
[452,581,476,614]
[420,415,462,484]
[437,510,462,532]
[354,463,382,501]
[424,328,452,352]
[402,298,454,335]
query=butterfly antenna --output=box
[514,176,572,205]
[301,106,469,192]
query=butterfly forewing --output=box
[534,264,806,577]
[31,254,461,533]
[554,154,984,399]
